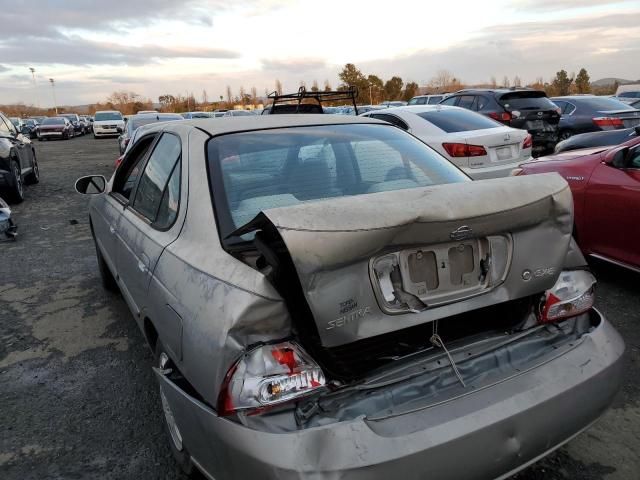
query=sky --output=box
[1,0,638,107]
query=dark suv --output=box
[441,89,560,155]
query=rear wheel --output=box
[155,341,195,476]
[24,153,39,185]
[7,160,24,203]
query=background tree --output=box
[239,86,246,106]
[502,76,510,88]
[490,76,497,88]
[428,70,454,92]
[338,63,370,103]
[367,74,384,104]
[311,80,319,92]
[552,69,573,96]
[513,75,522,87]
[251,86,258,106]
[384,76,404,100]
[158,94,176,111]
[575,68,591,94]
[275,79,283,95]
[323,80,332,92]
[226,85,232,104]
[403,81,419,101]
[202,89,208,105]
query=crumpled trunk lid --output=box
[235,173,573,348]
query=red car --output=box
[515,136,640,271]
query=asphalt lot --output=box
[1,134,639,479]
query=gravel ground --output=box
[1,134,638,479]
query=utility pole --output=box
[29,67,39,109]
[49,78,58,114]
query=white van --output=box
[93,110,124,138]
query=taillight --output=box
[522,134,533,149]
[592,117,624,129]
[114,155,123,169]
[218,341,326,416]
[442,143,487,157]
[487,111,512,123]
[539,270,596,324]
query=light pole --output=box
[29,67,39,109]
[49,78,58,114]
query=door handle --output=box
[137,260,147,273]
[109,225,116,234]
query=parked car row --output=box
[74,111,627,480]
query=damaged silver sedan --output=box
[75,116,624,480]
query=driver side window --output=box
[112,135,157,201]
[629,147,640,169]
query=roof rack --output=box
[266,86,359,114]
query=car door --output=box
[584,144,640,267]
[0,114,31,172]
[115,132,183,317]
[94,134,158,283]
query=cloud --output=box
[0,34,239,66]
[261,58,327,73]
[359,10,640,84]
[513,0,632,11]
[0,65,9,73]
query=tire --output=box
[155,341,195,477]
[94,236,119,292]
[558,129,573,141]
[24,152,40,185]
[7,159,24,203]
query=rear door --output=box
[115,132,184,317]
[498,91,560,129]
[584,144,640,267]
[97,134,158,281]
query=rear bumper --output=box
[38,131,63,137]
[157,309,624,480]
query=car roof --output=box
[363,105,459,114]
[146,114,387,137]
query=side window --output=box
[457,95,475,110]
[408,98,417,105]
[417,97,428,105]
[440,96,458,106]
[564,103,576,115]
[132,134,182,222]
[427,96,442,104]
[476,96,489,110]
[154,159,181,229]
[113,135,157,200]
[628,147,640,169]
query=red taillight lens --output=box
[522,134,533,149]
[487,111,512,123]
[592,117,624,129]
[539,270,596,324]
[114,155,123,169]
[442,143,487,157]
[218,341,326,416]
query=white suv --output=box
[93,110,124,138]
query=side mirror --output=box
[609,149,629,169]
[75,175,107,195]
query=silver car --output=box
[75,115,624,480]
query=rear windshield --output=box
[417,109,501,133]
[572,97,635,111]
[131,115,183,130]
[498,92,556,111]
[43,118,64,125]
[208,124,469,242]
[95,112,123,121]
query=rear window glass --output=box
[43,118,65,125]
[498,92,556,111]
[95,112,123,121]
[573,97,635,111]
[417,109,501,133]
[207,124,468,242]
